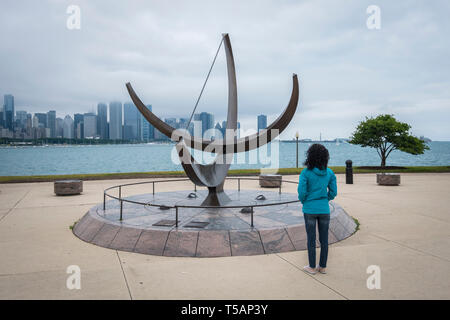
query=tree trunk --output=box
[380,154,386,168]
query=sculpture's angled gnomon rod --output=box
[125,39,299,154]
[185,37,224,130]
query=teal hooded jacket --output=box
[298,167,337,214]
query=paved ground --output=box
[0,173,449,299]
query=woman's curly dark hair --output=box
[304,144,329,170]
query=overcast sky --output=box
[1,0,449,140]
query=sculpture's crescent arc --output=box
[125,73,299,153]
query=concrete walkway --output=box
[0,173,449,299]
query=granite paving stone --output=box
[134,229,170,256]
[196,231,231,257]
[229,230,265,256]
[109,226,142,251]
[259,228,295,253]
[163,230,199,257]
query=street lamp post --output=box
[295,131,299,168]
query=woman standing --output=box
[298,144,337,275]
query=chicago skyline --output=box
[0,93,253,142]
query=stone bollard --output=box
[54,180,83,196]
[345,160,353,184]
[376,173,400,186]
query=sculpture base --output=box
[73,190,357,257]
[201,186,231,206]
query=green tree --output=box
[349,114,429,168]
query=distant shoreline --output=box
[1,140,447,147]
[1,166,449,183]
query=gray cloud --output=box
[1,0,449,139]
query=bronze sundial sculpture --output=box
[126,33,299,206]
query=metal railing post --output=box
[279,184,281,194]
[251,206,254,227]
[194,184,197,192]
[119,186,122,199]
[152,182,155,195]
[238,178,240,192]
[175,207,178,228]
[103,193,106,211]
[120,200,123,221]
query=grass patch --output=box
[1,165,449,183]
[69,220,78,230]
[352,217,360,232]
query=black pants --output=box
[303,213,330,268]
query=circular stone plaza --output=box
[73,183,357,257]
[0,173,449,299]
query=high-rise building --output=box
[194,112,214,138]
[109,102,122,140]
[123,102,144,141]
[220,120,240,138]
[257,114,267,133]
[15,111,28,128]
[214,122,223,139]
[83,113,97,138]
[63,115,74,139]
[97,103,108,140]
[165,118,177,128]
[56,117,64,138]
[178,117,193,136]
[26,114,32,134]
[142,105,154,141]
[73,113,84,139]
[34,113,47,128]
[32,115,39,128]
[4,94,14,130]
[47,110,56,138]
[153,117,174,141]
[141,104,155,141]
[237,122,241,139]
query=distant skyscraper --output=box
[257,114,267,133]
[56,117,64,138]
[165,117,177,128]
[237,122,241,138]
[63,115,74,139]
[35,113,47,128]
[123,102,141,141]
[178,117,192,136]
[3,94,14,130]
[83,113,97,138]
[97,103,108,140]
[47,110,56,138]
[153,117,175,141]
[142,105,154,141]
[73,113,84,139]
[26,114,32,133]
[15,111,28,128]
[109,102,122,140]
[220,120,240,138]
[194,112,214,137]
[214,122,223,139]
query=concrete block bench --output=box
[259,174,282,188]
[376,173,400,186]
[54,180,83,195]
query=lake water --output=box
[0,141,449,176]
